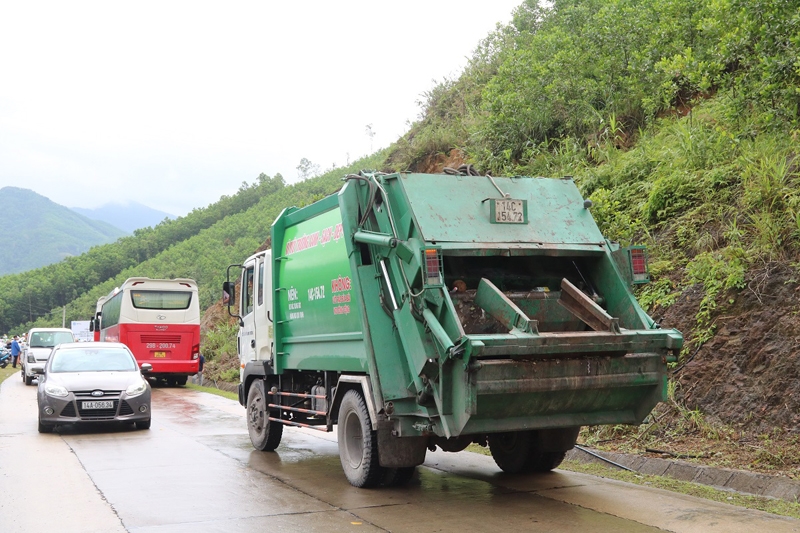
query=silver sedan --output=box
[36,342,152,433]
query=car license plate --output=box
[154,351,166,358]
[82,401,113,410]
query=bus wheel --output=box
[176,376,187,386]
[247,380,283,451]
[338,389,383,488]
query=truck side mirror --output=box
[222,281,235,306]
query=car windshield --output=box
[30,331,74,348]
[49,348,138,373]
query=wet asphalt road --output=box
[1,374,799,533]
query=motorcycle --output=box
[0,348,10,369]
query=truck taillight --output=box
[627,246,649,284]
[423,248,443,287]
[191,344,200,359]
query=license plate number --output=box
[154,351,166,358]
[82,401,113,410]
[493,199,527,224]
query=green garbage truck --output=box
[224,170,683,487]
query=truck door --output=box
[238,261,257,369]
[253,251,274,363]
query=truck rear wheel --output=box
[247,380,283,451]
[338,389,383,488]
[488,431,533,473]
[381,466,416,487]
[489,429,574,473]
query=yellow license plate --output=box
[154,351,167,358]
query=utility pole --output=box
[62,306,66,328]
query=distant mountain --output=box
[71,202,175,233]
[0,187,127,276]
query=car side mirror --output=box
[34,367,45,375]
[140,363,153,374]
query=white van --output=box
[22,328,75,385]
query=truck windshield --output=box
[130,291,192,310]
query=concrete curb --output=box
[565,446,800,502]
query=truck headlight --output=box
[27,354,35,363]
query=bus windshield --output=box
[130,291,192,310]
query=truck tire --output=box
[176,376,188,386]
[381,466,416,487]
[338,389,383,488]
[488,431,533,473]
[489,429,574,473]
[526,451,567,472]
[247,380,283,451]
[25,373,33,386]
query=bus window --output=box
[244,267,255,315]
[131,290,192,310]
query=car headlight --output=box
[126,379,148,398]
[44,383,69,397]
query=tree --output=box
[365,124,376,153]
[296,158,320,180]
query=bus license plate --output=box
[154,351,166,358]
[82,401,113,410]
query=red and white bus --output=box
[89,295,107,342]
[100,277,201,385]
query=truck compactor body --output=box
[224,171,683,487]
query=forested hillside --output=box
[0,156,383,333]
[382,0,800,435]
[0,187,127,276]
[1,0,798,447]
[72,202,175,233]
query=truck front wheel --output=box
[247,380,283,451]
[338,389,383,488]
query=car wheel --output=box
[135,419,151,430]
[338,389,383,488]
[247,380,283,451]
[38,419,53,433]
[24,373,33,386]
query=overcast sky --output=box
[0,1,522,217]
